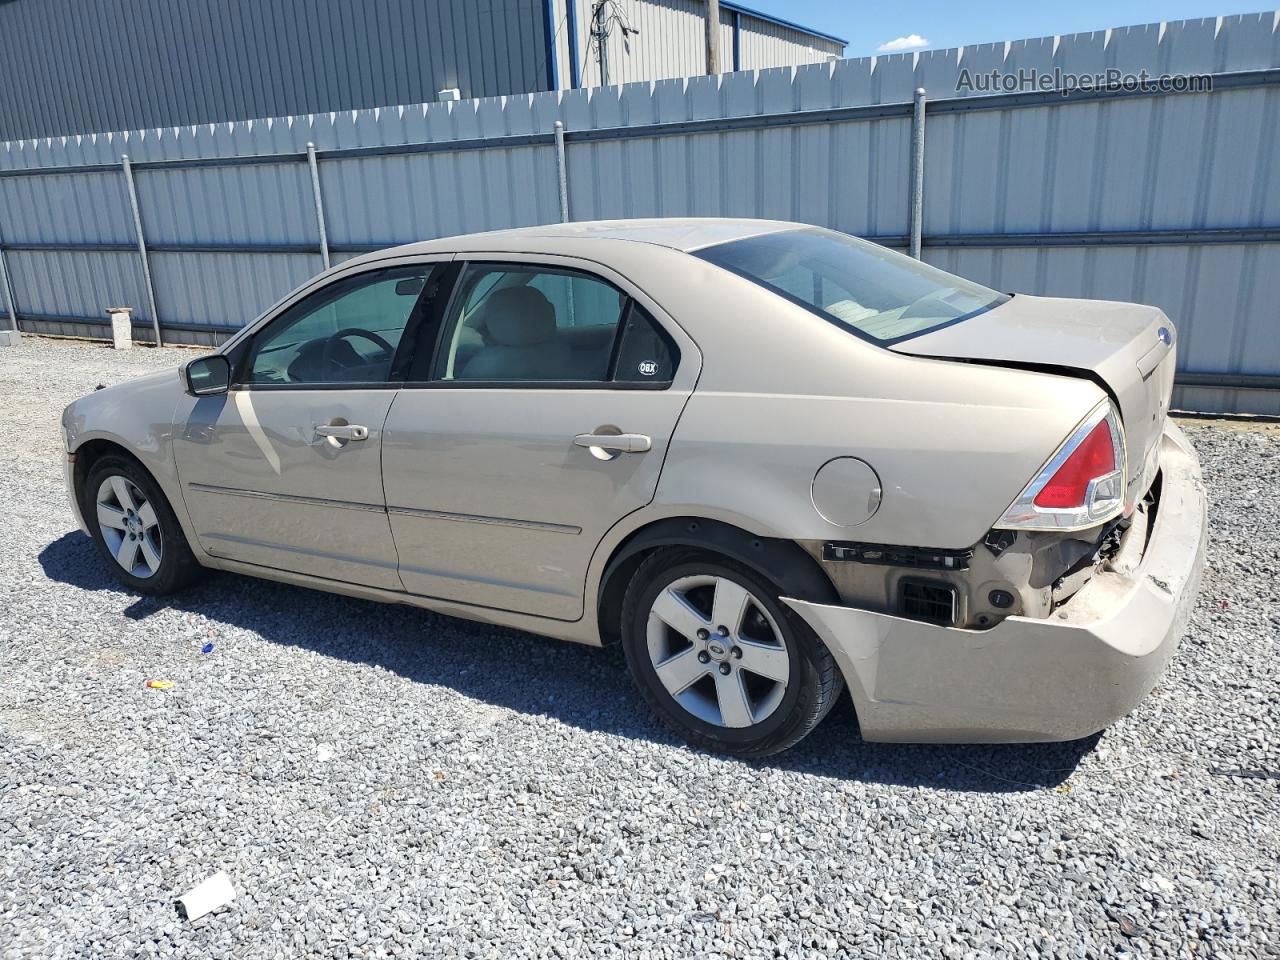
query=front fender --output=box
[63,367,208,561]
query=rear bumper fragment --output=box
[783,420,1207,743]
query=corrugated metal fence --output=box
[1,12,1278,414]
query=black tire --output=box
[620,547,843,758]
[82,453,202,596]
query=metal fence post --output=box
[0,235,19,344]
[121,155,163,345]
[909,87,927,260]
[306,142,331,270]
[554,121,570,222]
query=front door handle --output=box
[315,423,369,441]
[573,432,652,455]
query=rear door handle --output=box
[573,432,652,454]
[315,423,369,441]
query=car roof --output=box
[347,218,805,266]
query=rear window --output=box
[695,227,1008,344]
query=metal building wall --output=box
[551,0,845,88]
[0,12,1277,415]
[0,0,552,141]
[734,12,845,71]
[582,0,708,87]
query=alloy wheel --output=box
[645,574,791,728]
[95,475,164,579]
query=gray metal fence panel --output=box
[0,171,135,245]
[0,11,1277,413]
[149,250,320,332]
[136,164,318,247]
[5,249,147,322]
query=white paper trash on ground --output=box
[177,871,236,921]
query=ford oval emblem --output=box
[1157,326,1173,346]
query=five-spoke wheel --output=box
[83,453,200,595]
[95,475,163,579]
[622,548,843,757]
[647,574,791,728]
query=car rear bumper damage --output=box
[783,420,1207,743]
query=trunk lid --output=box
[890,294,1175,510]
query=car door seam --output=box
[575,348,706,622]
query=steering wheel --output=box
[331,328,394,357]
[316,328,395,373]
[286,327,397,382]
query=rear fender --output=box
[596,516,838,644]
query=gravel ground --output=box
[1,335,1277,959]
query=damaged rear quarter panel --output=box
[650,291,1105,550]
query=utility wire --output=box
[582,0,637,87]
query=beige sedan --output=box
[61,220,1207,756]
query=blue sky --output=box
[746,1,1273,55]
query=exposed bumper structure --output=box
[784,420,1207,743]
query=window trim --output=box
[415,259,679,391]
[230,262,448,391]
[392,379,676,392]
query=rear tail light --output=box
[997,401,1126,531]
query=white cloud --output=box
[877,34,930,53]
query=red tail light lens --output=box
[1033,419,1116,508]
[996,401,1127,531]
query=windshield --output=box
[696,227,1008,344]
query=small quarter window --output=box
[612,302,678,384]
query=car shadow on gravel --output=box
[41,531,1097,792]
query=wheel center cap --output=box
[706,640,728,661]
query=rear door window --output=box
[435,263,676,385]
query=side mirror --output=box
[185,355,231,396]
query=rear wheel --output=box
[83,454,201,595]
[620,548,843,757]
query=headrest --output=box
[476,287,557,346]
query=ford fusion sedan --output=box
[61,219,1207,757]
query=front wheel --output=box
[620,548,843,758]
[83,454,202,595]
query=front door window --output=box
[244,267,433,385]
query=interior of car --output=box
[245,268,426,385]
[444,266,623,382]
